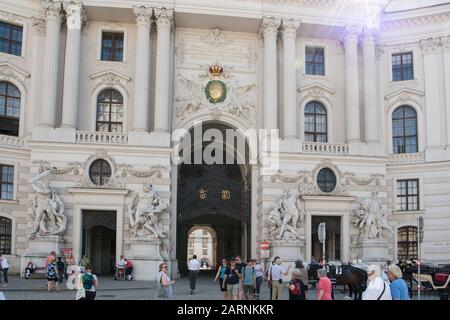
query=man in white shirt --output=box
[0,255,9,286]
[270,256,291,300]
[188,255,200,294]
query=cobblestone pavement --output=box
[0,273,440,300]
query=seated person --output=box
[117,255,126,268]
[25,261,37,279]
[125,259,133,277]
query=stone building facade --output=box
[0,0,449,280]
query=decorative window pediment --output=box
[384,88,424,111]
[90,70,131,96]
[0,62,30,92]
[297,83,335,106]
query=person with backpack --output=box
[288,269,306,300]
[242,259,256,300]
[80,265,98,300]
[222,258,240,300]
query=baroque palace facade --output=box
[0,0,450,280]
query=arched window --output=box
[305,101,327,142]
[397,226,418,261]
[0,216,12,255]
[89,159,112,186]
[0,81,20,136]
[96,89,123,133]
[392,106,417,154]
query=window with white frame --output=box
[0,164,14,200]
[392,106,418,154]
[392,52,413,81]
[0,21,23,56]
[305,47,325,76]
[396,179,419,211]
[397,226,418,261]
[101,32,124,62]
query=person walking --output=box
[80,255,90,272]
[317,268,332,300]
[288,269,307,300]
[46,257,60,292]
[270,257,291,300]
[0,255,9,286]
[156,263,174,300]
[387,264,409,300]
[188,255,200,295]
[234,256,246,299]
[254,260,264,299]
[80,265,98,300]
[214,259,229,300]
[294,260,309,299]
[223,258,240,300]
[242,259,256,300]
[56,257,66,285]
[362,265,392,300]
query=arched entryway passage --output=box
[187,225,217,270]
[176,122,251,275]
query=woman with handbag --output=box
[156,263,174,300]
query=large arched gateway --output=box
[176,122,251,275]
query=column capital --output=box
[362,27,378,45]
[154,7,174,31]
[42,0,63,21]
[440,36,450,53]
[63,2,87,30]
[343,25,362,43]
[421,37,441,55]
[133,5,152,27]
[281,18,300,39]
[31,17,46,35]
[260,17,281,39]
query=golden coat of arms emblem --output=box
[205,65,227,104]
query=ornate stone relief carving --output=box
[42,0,63,22]
[76,150,125,189]
[297,84,335,107]
[200,28,234,48]
[384,88,424,112]
[118,164,167,178]
[90,70,131,96]
[441,36,450,53]
[33,160,82,175]
[83,211,116,230]
[0,62,30,92]
[31,17,46,35]
[63,1,87,30]
[421,37,441,55]
[174,71,256,124]
[271,159,384,196]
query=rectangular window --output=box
[202,249,208,256]
[0,165,14,200]
[392,52,414,81]
[0,21,23,56]
[202,238,208,248]
[101,32,124,62]
[305,47,325,76]
[0,216,12,254]
[396,179,419,211]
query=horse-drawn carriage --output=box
[400,261,450,300]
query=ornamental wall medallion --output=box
[205,65,227,104]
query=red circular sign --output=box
[260,241,270,250]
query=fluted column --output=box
[261,17,281,130]
[281,19,300,139]
[61,2,85,129]
[153,8,173,133]
[362,28,378,143]
[421,38,443,148]
[441,36,450,146]
[343,25,362,143]
[132,6,152,132]
[40,0,62,128]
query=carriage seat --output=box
[413,273,450,290]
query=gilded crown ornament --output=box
[205,64,227,104]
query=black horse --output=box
[308,263,367,300]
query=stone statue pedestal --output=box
[355,238,391,263]
[129,238,164,281]
[21,235,65,276]
[271,240,304,282]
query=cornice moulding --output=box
[384,88,424,101]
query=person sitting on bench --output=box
[25,261,37,279]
